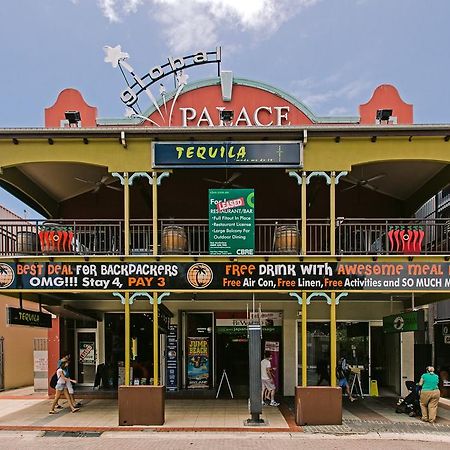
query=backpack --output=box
[49,372,58,389]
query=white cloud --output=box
[98,0,120,23]
[93,0,319,51]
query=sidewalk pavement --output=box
[1,387,450,437]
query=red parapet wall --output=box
[359,84,413,125]
[45,88,97,128]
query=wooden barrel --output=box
[162,226,187,254]
[16,231,38,254]
[274,225,300,254]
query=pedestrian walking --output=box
[261,351,279,407]
[49,360,80,414]
[337,356,356,402]
[419,366,440,423]
[55,354,82,409]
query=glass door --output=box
[76,329,97,386]
[297,321,370,392]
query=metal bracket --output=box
[111,172,126,186]
[334,292,348,305]
[156,172,170,186]
[335,171,348,185]
[307,292,331,304]
[149,292,171,305]
[289,292,310,305]
[129,292,151,304]
[113,292,134,305]
[129,172,152,185]
[306,171,332,185]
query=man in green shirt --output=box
[419,366,440,423]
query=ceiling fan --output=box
[203,171,243,188]
[75,175,122,193]
[341,173,386,192]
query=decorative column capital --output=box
[289,292,310,305]
[306,171,332,185]
[113,292,133,305]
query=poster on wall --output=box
[166,325,178,391]
[264,341,280,390]
[79,342,95,365]
[187,337,210,389]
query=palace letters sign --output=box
[153,142,302,168]
[2,262,450,292]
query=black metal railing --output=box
[0,217,449,256]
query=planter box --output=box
[118,385,165,426]
[295,386,342,425]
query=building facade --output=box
[0,51,449,400]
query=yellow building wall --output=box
[0,296,47,390]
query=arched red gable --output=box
[359,84,413,125]
[147,84,314,127]
[45,88,97,128]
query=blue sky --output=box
[1,0,450,215]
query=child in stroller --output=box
[395,380,422,417]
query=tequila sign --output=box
[153,142,302,168]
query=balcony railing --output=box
[0,217,449,256]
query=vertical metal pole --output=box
[301,172,307,255]
[153,293,159,386]
[330,291,337,387]
[123,172,131,386]
[124,292,130,386]
[330,171,336,255]
[152,172,159,386]
[124,172,130,256]
[302,291,307,387]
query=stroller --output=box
[395,380,421,416]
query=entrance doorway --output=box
[215,312,283,398]
[75,329,97,386]
[297,321,370,394]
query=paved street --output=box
[0,431,448,449]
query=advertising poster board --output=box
[187,337,209,389]
[166,325,178,391]
[209,189,255,255]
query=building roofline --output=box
[1,124,450,140]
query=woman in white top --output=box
[49,361,80,414]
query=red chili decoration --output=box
[417,228,425,252]
[388,229,395,252]
[393,228,401,252]
[410,229,419,254]
[399,229,406,252]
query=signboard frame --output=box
[152,141,303,169]
[7,306,52,328]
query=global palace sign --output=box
[104,46,311,128]
[1,261,450,292]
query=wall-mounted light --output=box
[12,138,19,145]
[65,110,81,127]
[220,109,234,125]
[376,109,392,124]
[83,138,89,145]
[371,136,377,143]
[48,138,54,145]
[335,136,341,143]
